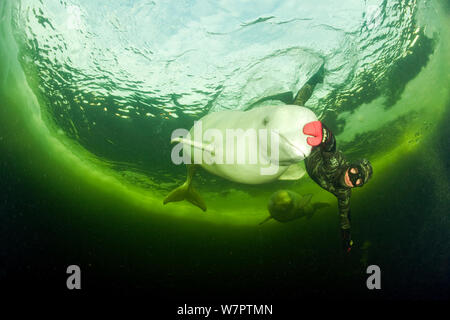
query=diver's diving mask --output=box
[348,159,373,188]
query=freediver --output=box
[304,121,372,253]
[271,68,373,253]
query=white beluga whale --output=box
[164,105,321,211]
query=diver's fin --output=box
[171,137,215,154]
[259,216,272,225]
[297,193,313,208]
[163,182,207,211]
[277,163,306,180]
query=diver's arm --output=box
[338,196,351,229]
[338,196,353,253]
[318,124,338,170]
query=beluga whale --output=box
[260,190,330,224]
[164,104,322,211]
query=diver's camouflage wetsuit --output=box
[295,72,372,252]
[304,127,352,231]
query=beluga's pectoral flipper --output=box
[163,164,207,211]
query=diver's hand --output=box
[341,228,353,253]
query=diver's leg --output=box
[293,64,325,106]
[294,83,314,106]
[163,164,207,211]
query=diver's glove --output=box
[303,121,333,147]
[341,228,353,253]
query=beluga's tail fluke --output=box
[163,182,207,211]
[163,165,207,212]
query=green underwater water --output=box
[0,0,449,299]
